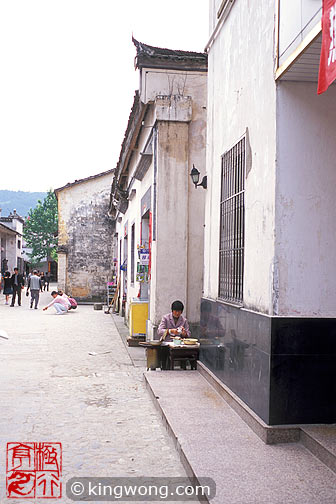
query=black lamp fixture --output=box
[190,164,207,189]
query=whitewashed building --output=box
[109,39,207,338]
[55,170,116,302]
[201,0,335,425]
[0,210,25,274]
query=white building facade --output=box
[201,0,335,425]
[109,40,207,338]
[0,210,24,274]
[56,170,116,302]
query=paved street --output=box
[0,287,193,503]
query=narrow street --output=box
[0,287,193,503]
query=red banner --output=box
[318,0,336,94]
[148,211,152,279]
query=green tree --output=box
[23,190,58,264]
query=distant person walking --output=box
[43,291,71,315]
[10,268,24,307]
[27,270,42,309]
[1,258,8,275]
[44,272,50,291]
[40,272,45,292]
[3,272,13,305]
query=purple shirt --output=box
[157,312,191,341]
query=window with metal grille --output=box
[219,137,245,303]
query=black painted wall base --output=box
[200,298,336,425]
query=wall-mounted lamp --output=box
[190,164,207,189]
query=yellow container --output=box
[129,301,148,336]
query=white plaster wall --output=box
[276,81,336,316]
[149,238,157,333]
[155,121,189,324]
[144,75,207,324]
[186,78,207,322]
[58,174,113,242]
[116,126,155,321]
[209,0,223,32]
[15,234,22,264]
[123,178,152,306]
[57,172,114,298]
[140,69,207,106]
[115,124,154,323]
[118,71,207,328]
[0,218,23,272]
[57,253,67,290]
[4,235,17,272]
[6,218,23,235]
[204,0,277,314]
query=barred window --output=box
[219,137,245,303]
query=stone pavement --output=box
[114,314,336,503]
[0,287,197,503]
[145,371,336,504]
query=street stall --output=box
[140,337,200,371]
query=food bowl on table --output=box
[183,338,199,345]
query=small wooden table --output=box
[168,343,200,370]
[139,342,162,370]
[140,342,200,370]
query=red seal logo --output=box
[6,442,62,499]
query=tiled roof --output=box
[108,40,208,217]
[132,37,207,71]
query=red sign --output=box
[148,211,152,279]
[6,442,62,499]
[318,0,336,94]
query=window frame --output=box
[218,136,246,304]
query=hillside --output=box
[0,190,47,218]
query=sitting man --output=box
[158,300,191,340]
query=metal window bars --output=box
[219,137,245,303]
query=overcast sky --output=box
[0,1,209,192]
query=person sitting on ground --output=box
[43,290,71,315]
[157,300,191,342]
[58,289,77,310]
[57,289,68,300]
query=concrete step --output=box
[197,361,301,444]
[144,370,336,504]
[300,425,336,474]
[198,361,336,474]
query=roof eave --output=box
[132,37,208,72]
[135,54,208,72]
[109,92,148,215]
